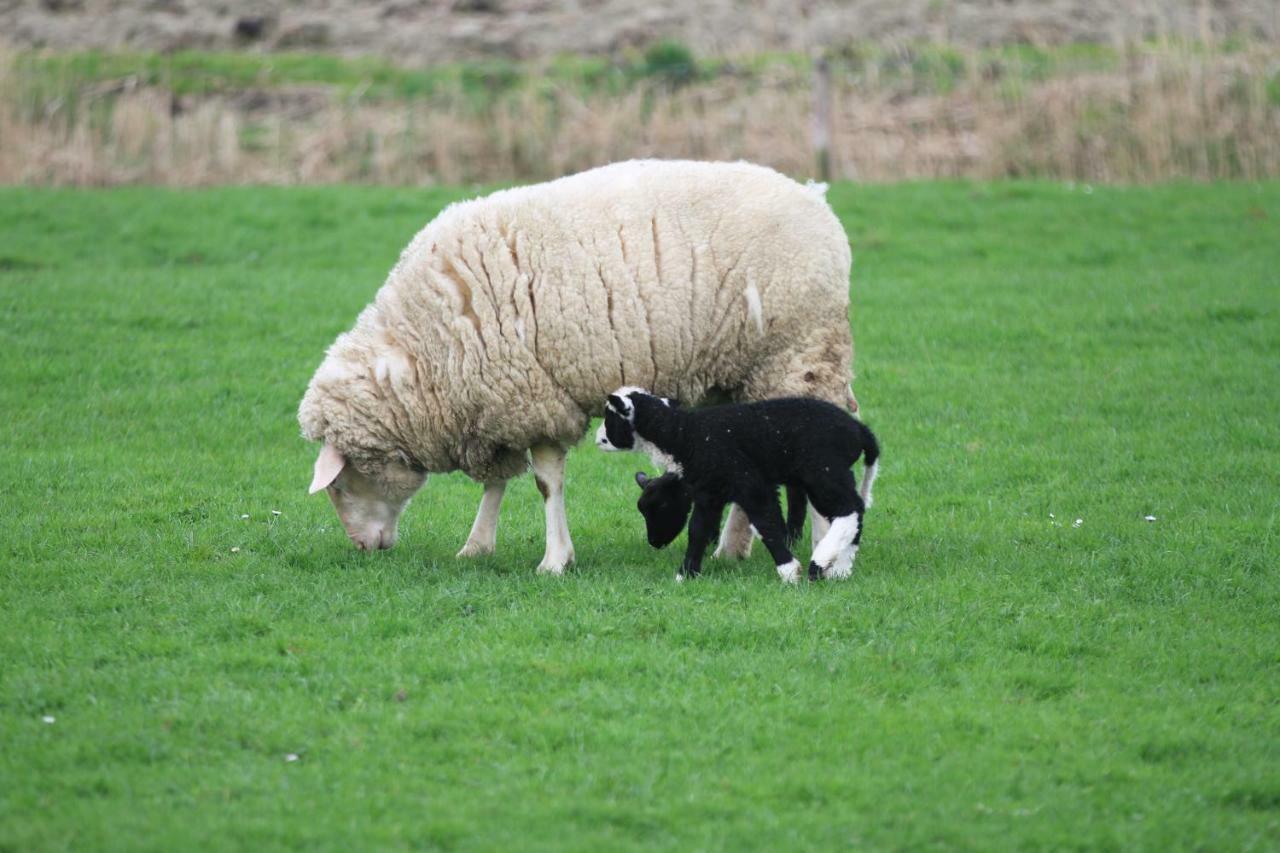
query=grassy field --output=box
[1,180,1278,849]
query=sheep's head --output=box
[299,338,427,551]
[634,470,692,548]
[307,443,426,550]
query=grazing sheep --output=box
[633,470,806,551]
[597,388,879,583]
[299,159,856,574]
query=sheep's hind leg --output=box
[713,505,755,559]
[809,505,831,553]
[457,481,507,557]
[530,444,575,575]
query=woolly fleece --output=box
[299,159,855,484]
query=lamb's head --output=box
[595,386,674,452]
[634,470,692,548]
[299,339,427,551]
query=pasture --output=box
[1,181,1277,849]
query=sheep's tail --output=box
[804,179,830,198]
[858,423,880,509]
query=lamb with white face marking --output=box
[598,388,880,583]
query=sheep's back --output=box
[371,160,852,475]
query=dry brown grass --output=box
[2,44,1277,185]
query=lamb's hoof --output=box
[536,552,574,576]
[776,559,802,584]
[456,541,494,558]
[825,560,854,580]
[808,561,823,581]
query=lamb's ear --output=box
[309,443,346,494]
[606,394,627,414]
[635,471,650,489]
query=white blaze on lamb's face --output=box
[309,444,426,551]
[595,387,683,474]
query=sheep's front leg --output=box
[530,444,575,575]
[713,505,754,559]
[457,480,507,557]
[679,497,726,582]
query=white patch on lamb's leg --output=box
[810,504,831,550]
[812,513,860,579]
[776,558,802,584]
[713,505,754,559]
[457,480,506,557]
[530,444,574,575]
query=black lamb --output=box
[596,387,879,582]
[633,470,808,552]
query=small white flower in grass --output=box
[1048,513,1055,519]
[42,715,55,724]
[1144,515,1157,522]
[285,753,299,763]
[271,510,282,516]
[1073,518,1083,528]
[231,547,241,553]
[240,514,249,520]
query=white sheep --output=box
[299,159,857,574]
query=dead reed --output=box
[2,43,1277,185]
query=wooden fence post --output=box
[812,51,833,182]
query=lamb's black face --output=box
[635,471,693,548]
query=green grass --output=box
[1,181,1278,850]
[13,39,1240,107]
[11,45,710,106]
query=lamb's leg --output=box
[784,484,807,548]
[457,480,507,557]
[804,470,862,580]
[680,497,726,582]
[713,505,754,559]
[738,491,800,583]
[813,512,861,580]
[530,444,575,575]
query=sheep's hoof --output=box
[456,540,495,558]
[712,537,753,560]
[807,561,823,581]
[536,552,574,575]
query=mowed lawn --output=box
[1,180,1277,850]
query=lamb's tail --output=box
[858,423,880,509]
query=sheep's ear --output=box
[606,394,627,414]
[309,444,346,494]
[635,471,649,489]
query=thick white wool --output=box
[299,159,855,483]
